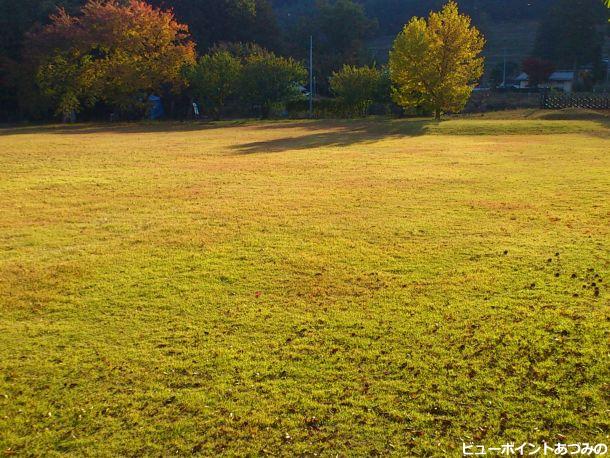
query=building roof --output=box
[516,72,528,81]
[515,70,575,82]
[548,71,574,81]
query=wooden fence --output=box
[541,93,610,109]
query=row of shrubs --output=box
[188,48,395,120]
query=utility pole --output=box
[309,35,313,117]
[502,48,507,88]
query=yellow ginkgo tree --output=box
[389,1,484,120]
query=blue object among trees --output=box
[148,94,165,120]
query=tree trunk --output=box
[261,104,270,119]
[170,99,175,119]
[434,107,441,121]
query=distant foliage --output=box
[0,0,85,120]
[149,0,280,51]
[330,65,386,117]
[533,0,606,69]
[28,0,196,117]
[0,0,83,61]
[239,51,306,118]
[389,1,484,120]
[287,0,377,94]
[187,51,242,119]
[210,42,269,62]
[276,0,555,37]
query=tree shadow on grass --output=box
[0,118,435,151]
[0,120,251,136]
[2,115,606,144]
[231,116,610,153]
[231,119,434,154]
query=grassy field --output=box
[1,113,609,456]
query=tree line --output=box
[1,0,375,120]
[0,0,607,122]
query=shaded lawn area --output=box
[0,117,609,456]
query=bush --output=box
[186,51,242,120]
[239,52,307,118]
[329,65,388,117]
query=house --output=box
[515,70,578,93]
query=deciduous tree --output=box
[187,51,242,119]
[389,1,484,120]
[522,58,555,87]
[239,51,306,118]
[330,65,385,116]
[29,0,196,118]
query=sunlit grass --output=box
[1,115,609,456]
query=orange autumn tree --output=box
[29,0,196,117]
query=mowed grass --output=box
[1,115,609,456]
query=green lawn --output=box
[1,114,609,456]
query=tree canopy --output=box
[239,51,307,118]
[187,51,242,119]
[389,1,484,120]
[522,58,555,87]
[28,0,196,117]
[330,64,387,116]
